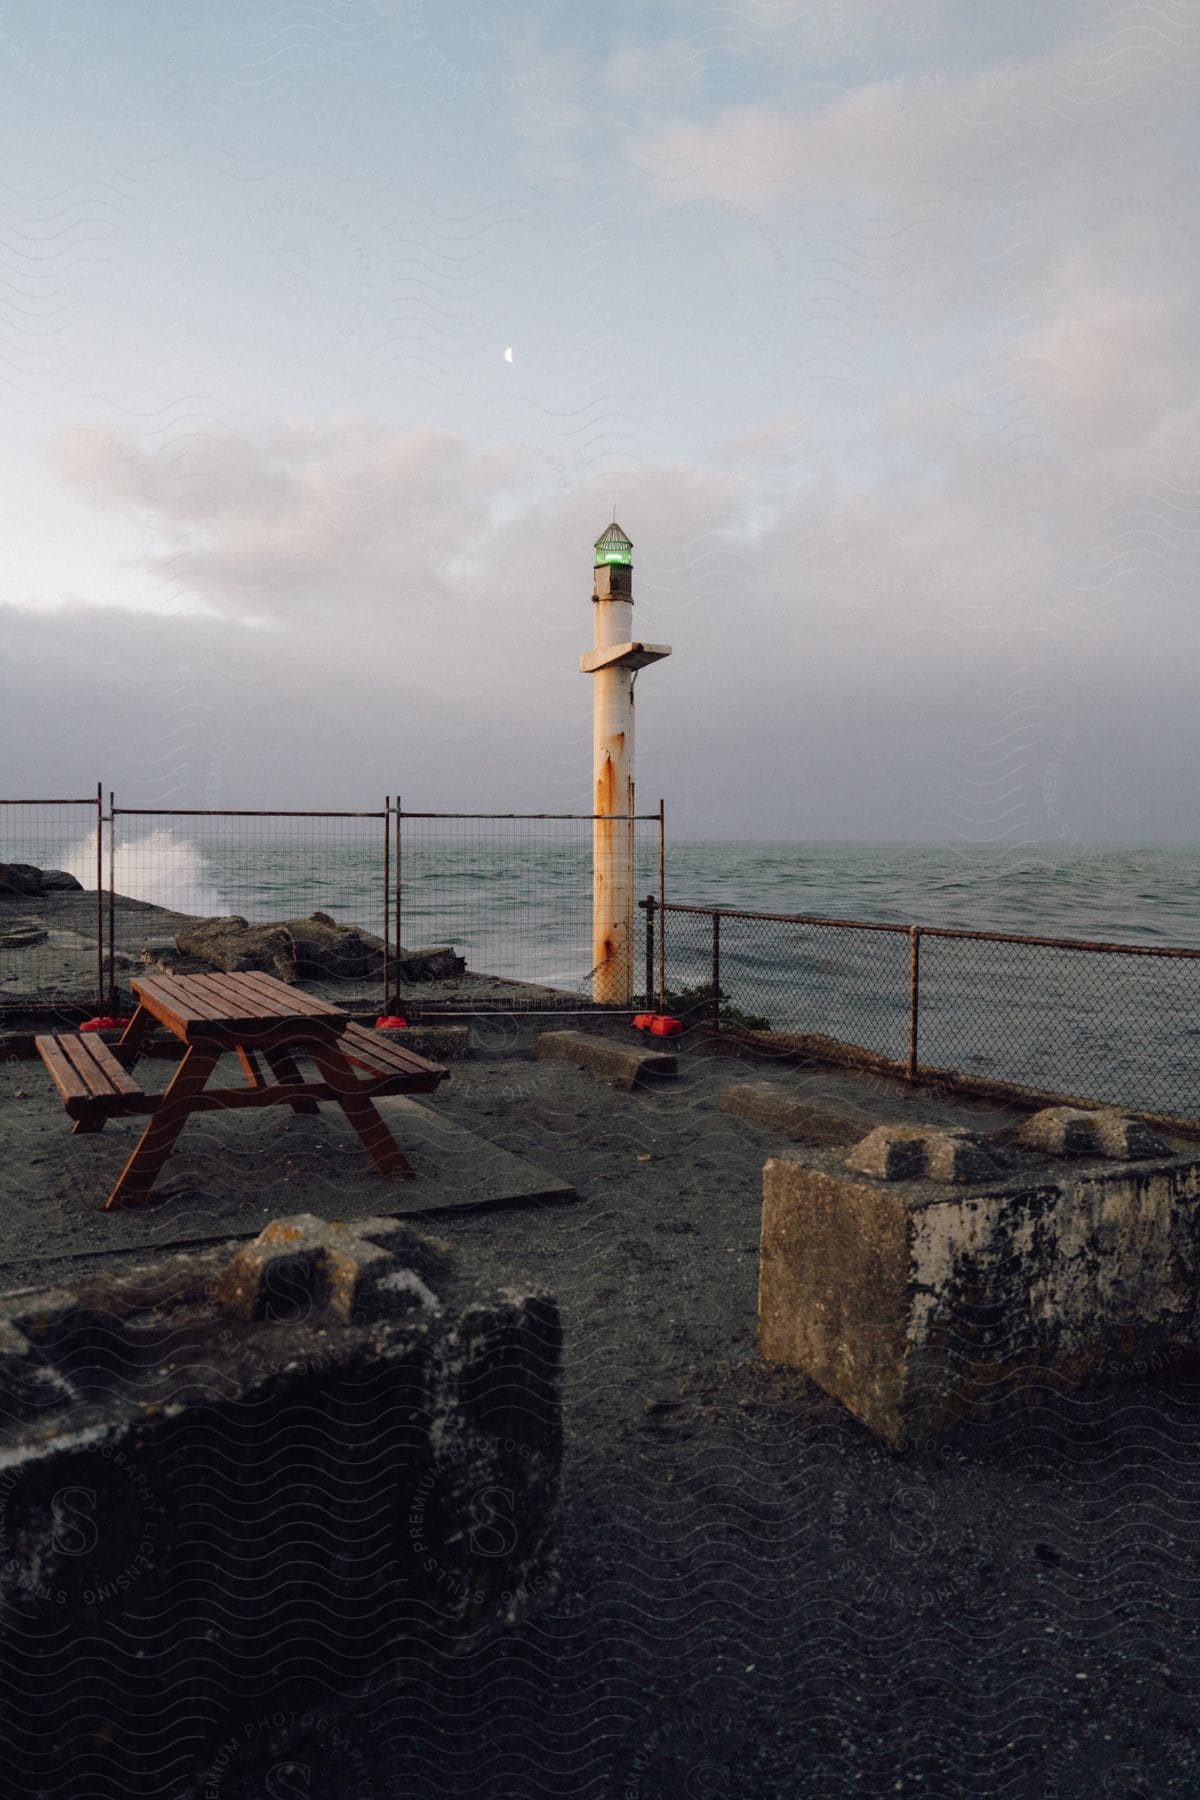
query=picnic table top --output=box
[130,970,348,1040]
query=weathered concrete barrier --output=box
[759,1110,1200,1446]
[719,1080,874,1146]
[0,1214,561,1797]
[535,1029,677,1090]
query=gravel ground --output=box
[3,1000,1199,1797]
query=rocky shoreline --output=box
[0,879,570,1015]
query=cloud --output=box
[626,21,1200,335]
[51,421,516,627]
[21,346,1200,841]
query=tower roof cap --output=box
[594,521,633,564]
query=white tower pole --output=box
[581,524,671,1005]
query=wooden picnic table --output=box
[36,970,448,1211]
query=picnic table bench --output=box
[36,970,449,1210]
[36,1030,156,1128]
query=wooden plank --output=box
[147,970,346,1040]
[133,972,288,1041]
[169,1082,343,1113]
[36,1034,152,1139]
[67,1034,143,1099]
[131,974,223,1038]
[261,1045,320,1114]
[236,1046,267,1088]
[303,1041,416,1178]
[339,1022,446,1080]
[36,1033,91,1102]
[181,972,293,1030]
[229,970,343,1018]
[59,1035,122,1099]
[187,971,294,1017]
[176,1067,442,1112]
[133,972,226,1017]
[103,1043,221,1209]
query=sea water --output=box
[11,821,1200,1115]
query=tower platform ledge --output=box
[579,641,672,674]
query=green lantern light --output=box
[594,521,633,567]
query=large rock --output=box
[281,910,386,981]
[0,862,44,897]
[175,914,298,981]
[173,912,463,986]
[0,1214,561,1797]
[395,943,466,981]
[0,861,84,896]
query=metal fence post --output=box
[382,796,390,1013]
[907,926,920,1080]
[643,894,656,1008]
[95,781,104,1015]
[711,911,721,1033]
[658,798,666,1012]
[107,792,116,1014]
[395,795,402,1012]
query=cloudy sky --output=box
[1,1,1198,843]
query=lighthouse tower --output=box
[580,521,671,1004]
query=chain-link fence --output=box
[396,809,665,1010]
[0,793,105,1011]
[648,900,1200,1128]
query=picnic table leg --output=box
[102,1043,221,1211]
[261,1046,320,1116]
[305,1043,415,1177]
[114,1004,155,1073]
[236,1046,267,1088]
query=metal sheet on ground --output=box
[0,1092,575,1278]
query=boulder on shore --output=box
[0,861,83,897]
[280,911,387,981]
[174,916,298,982]
[175,913,466,985]
[395,943,466,981]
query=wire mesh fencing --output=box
[396,810,665,1009]
[108,806,393,1008]
[2,797,668,1017]
[651,901,1200,1128]
[0,794,105,1011]
[915,929,1200,1123]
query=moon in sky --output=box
[504,347,513,362]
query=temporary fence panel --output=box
[0,792,105,1012]
[107,805,392,1009]
[396,809,665,1010]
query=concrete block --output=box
[1006,1105,1171,1159]
[759,1137,1200,1447]
[845,1124,1005,1184]
[535,1029,677,1090]
[718,1082,867,1146]
[0,1216,561,1796]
